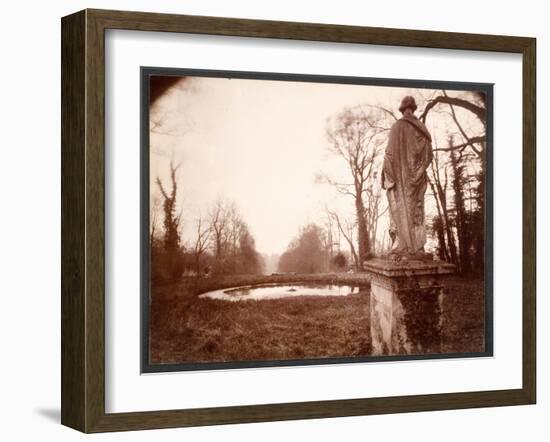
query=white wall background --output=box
[0,0,546,440]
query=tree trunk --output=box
[432,174,458,267]
[355,195,371,267]
[428,178,450,261]
[450,149,467,274]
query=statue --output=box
[382,96,433,258]
[367,97,452,354]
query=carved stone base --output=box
[364,258,455,355]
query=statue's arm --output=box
[418,120,433,172]
[381,124,400,190]
[423,139,434,172]
[411,135,433,185]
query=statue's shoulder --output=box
[390,118,414,138]
[390,118,409,132]
[400,116,432,141]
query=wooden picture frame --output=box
[61,8,536,433]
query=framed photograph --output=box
[141,67,494,373]
[61,9,536,433]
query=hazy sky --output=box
[149,76,481,255]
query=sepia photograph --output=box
[142,68,492,371]
[54,5,536,434]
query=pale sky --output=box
[149,76,482,255]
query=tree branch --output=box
[420,95,486,123]
[432,136,486,153]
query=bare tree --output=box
[421,90,486,157]
[155,160,183,279]
[449,143,467,273]
[322,106,391,265]
[422,91,487,274]
[207,197,262,275]
[149,194,162,246]
[363,171,387,255]
[324,214,336,265]
[192,215,212,274]
[420,92,486,127]
[227,204,244,270]
[237,223,263,274]
[428,145,458,266]
[326,209,359,270]
[278,224,329,274]
[156,161,181,250]
[208,197,231,260]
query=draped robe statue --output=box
[382,96,433,257]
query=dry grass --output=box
[150,274,485,365]
[441,275,486,353]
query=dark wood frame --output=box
[61,8,536,433]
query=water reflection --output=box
[199,283,363,301]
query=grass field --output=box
[149,273,485,365]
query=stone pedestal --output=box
[364,258,455,356]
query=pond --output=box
[199,283,365,301]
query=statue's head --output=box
[399,96,417,114]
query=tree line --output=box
[150,162,264,282]
[152,90,487,279]
[278,223,349,274]
[423,91,487,276]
